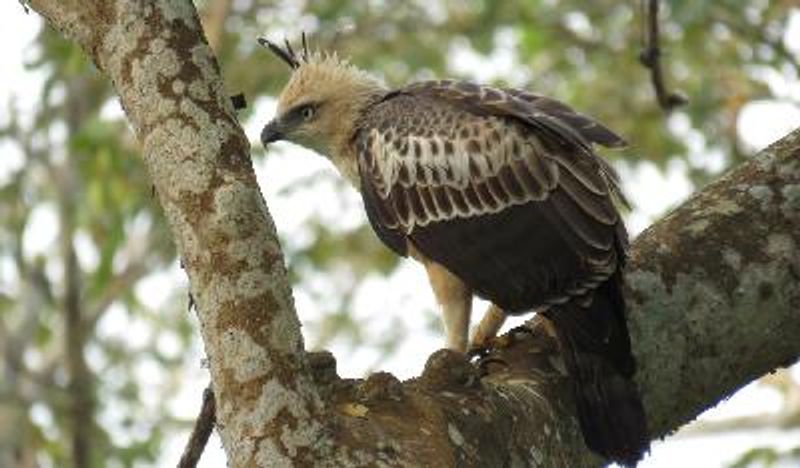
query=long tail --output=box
[544,272,649,466]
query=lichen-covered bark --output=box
[26,1,800,466]
[26,1,330,465]
[627,130,800,436]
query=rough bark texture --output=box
[627,131,800,438]
[27,1,331,466]
[26,1,800,467]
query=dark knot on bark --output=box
[419,349,479,392]
[306,350,338,386]
[358,371,405,402]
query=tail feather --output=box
[545,273,649,466]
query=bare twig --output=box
[639,0,687,112]
[177,386,217,468]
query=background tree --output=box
[0,1,798,466]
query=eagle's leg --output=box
[423,260,473,353]
[470,304,507,351]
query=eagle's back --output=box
[356,81,626,313]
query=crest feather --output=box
[258,32,311,70]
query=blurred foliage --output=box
[729,446,800,468]
[234,0,797,182]
[0,0,799,466]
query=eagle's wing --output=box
[501,87,630,210]
[356,79,628,311]
[357,81,648,461]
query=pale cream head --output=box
[260,39,388,184]
[277,53,386,153]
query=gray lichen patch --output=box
[201,274,236,309]
[765,233,795,259]
[171,153,214,195]
[53,9,99,49]
[234,269,272,299]
[189,47,220,100]
[141,121,217,203]
[625,269,671,318]
[777,153,800,179]
[213,183,266,235]
[254,439,293,467]
[221,328,273,382]
[239,379,319,434]
[722,248,742,270]
[171,78,186,94]
[683,217,710,235]
[280,416,325,457]
[158,0,197,23]
[127,41,183,119]
[708,197,744,217]
[747,184,773,211]
[227,235,276,269]
[781,184,800,218]
[188,78,211,101]
[269,308,303,354]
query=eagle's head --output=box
[259,36,386,170]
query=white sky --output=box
[1,3,799,467]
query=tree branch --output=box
[627,129,800,437]
[639,0,687,112]
[26,1,800,466]
[177,386,216,468]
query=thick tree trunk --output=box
[26,1,800,466]
[27,1,330,465]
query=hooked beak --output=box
[261,119,285,147]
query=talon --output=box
[467,344,490,362]
[509,325,534,338]
[492,334,514,349]
[476,355,508,376]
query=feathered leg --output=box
[470,304,507,350]
[423,259,473,353]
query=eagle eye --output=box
[301,105,316,120]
